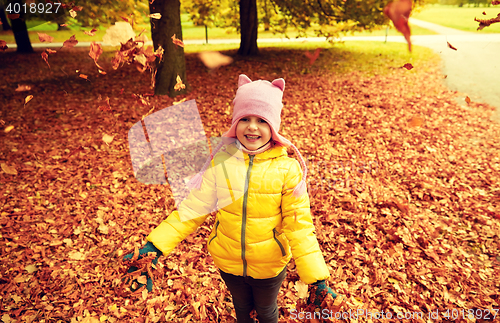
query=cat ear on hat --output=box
[271,78,285,91]
[238,74,252,87]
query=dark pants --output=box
[220,268,287,323]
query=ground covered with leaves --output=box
[1,44,499,323]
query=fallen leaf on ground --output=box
[1,163,17,175]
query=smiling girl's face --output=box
[236,115,272,150]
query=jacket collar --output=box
[224,142,287,161]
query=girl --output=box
[125,74,338,322]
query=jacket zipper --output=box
[209,219,220,245]
[273,228,286,256]
[241,154,255,277]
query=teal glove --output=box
[310,280,338,306]
[123,241,161,292]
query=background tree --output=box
[6,0,32,52]
[149,0,187,97]
[0,0,12,31]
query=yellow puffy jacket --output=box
[147,143,330,284]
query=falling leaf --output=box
[171,34,184,48]
[465,96,471,104]
[84,28,98,36]
[41,52,50,68]
[7,14,19,20]
[198,51,233,69]
[69,9,77,18]
[482,11,487,15]
[121,16,129,22]
[402,63,413,70]
[149,13,161,19]
[447,41,457,51]
[15,85,31,92]
[409,116,423,127]
[0,40,7,51]
[102,134,114,145]
[174,74,186,91]
[63,35,78,48]
[79,74,88,80]
[384,0,413,51]
[1,163,17,175]
[37,33,54,43]
[25,95,33,104]
[46,49,56,54]
[4,125,14,133]
[89,42,103,63]
[304,48,321,65]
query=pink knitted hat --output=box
[187,74,308,197]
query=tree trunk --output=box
[8,0,33,53]
[1,3,12,31]
[238,0,259,56]
[149,0,187,98]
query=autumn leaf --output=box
[174,74,186,91]
[304,48,321,65]
[198,51,233,69]
[69,9,77,18]
[149,13,162,19]
[63,35,78,48]
[98,97,111,112]
[402,63,413,70]
[79,74,88,80]
[102,134,114,145]
[4,125,14,133]
[1,163,17,175]
[0,40,7,51]
[137,275,148,285]
[7,14,19,20]
[447,41,457,50]
[171,34,184,48]
[465,96,471,104]
[24,95,33,104]
[41,52,50,68]
[295,281,308,298]
[384,0,413,51]
[15,85,31,92]
[37,32,54,43]
[89,42,103,63]
[84,28,98,36]
[408,116,423,127]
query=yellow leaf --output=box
[294,280,308,299]
[99,315,108,322]
[25,264,37,273]
[79,74,88,80]
[102,134,114,145]
[142,288,148,300]
[25,95,33,104]
[4,125,14,133]
[149,13,161,19]
[388,277,400,284]
[1,163,17,175]
[137,275,148,285]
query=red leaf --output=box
[403,63,414,70]
[37,33,54,43]
[304,48,321,65]
[447,41,457,50]
[89,42,103,63]
[63,35,78,48]
[0,40,7,51]
[84,28,98,36]
[384,0,413,52]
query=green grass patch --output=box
[412,4,500,33]
[184,41,438,78]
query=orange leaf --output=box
[63,35,78,48]
[409,116,423,127]
[25,95,33,104]
[15,85,31,92]
[465,96,471,104]
[171,34,184,48]
[37,33,54,43]
[174,74,186,91]
[84,28,98,36]
[89,42,103,63]
[41,52,50,68]
[79,74,88,80]
[304,48,321,65]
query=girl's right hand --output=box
[123,242,161,292]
